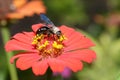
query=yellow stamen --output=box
[32,34,44,44]
[58,35,67,42]
[38,41,49,50]
[53,41,63,49]
[32,33,67,57]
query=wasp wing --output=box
[40,13,55,27]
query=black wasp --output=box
[36,13,62,37]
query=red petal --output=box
[5,39,37,52]
[58,57,83,72]
[32,24,45,32]
[65,40,94,52]
[32,60,48,75]
[60,25,94,50]
[60,25,77,38]
[12,32,34,44]
[63,49,96,63]
[10,52,37,63]
[48,58,66,72]
[64,33,95,51]
[64,32,83,44]
[15,53,41,70]
[22,32,35,37]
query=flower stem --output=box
[1,27,18,80]
[46,68,52,80]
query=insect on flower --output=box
[36,13,62,38]
[5,14,96,76]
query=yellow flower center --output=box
[32,34,66,58]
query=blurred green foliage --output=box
[44,0,88,26]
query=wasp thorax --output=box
[36,26,53,35]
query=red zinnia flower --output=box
[5,23,96,75]
[6,0,46,19]
[0,0,46,20]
